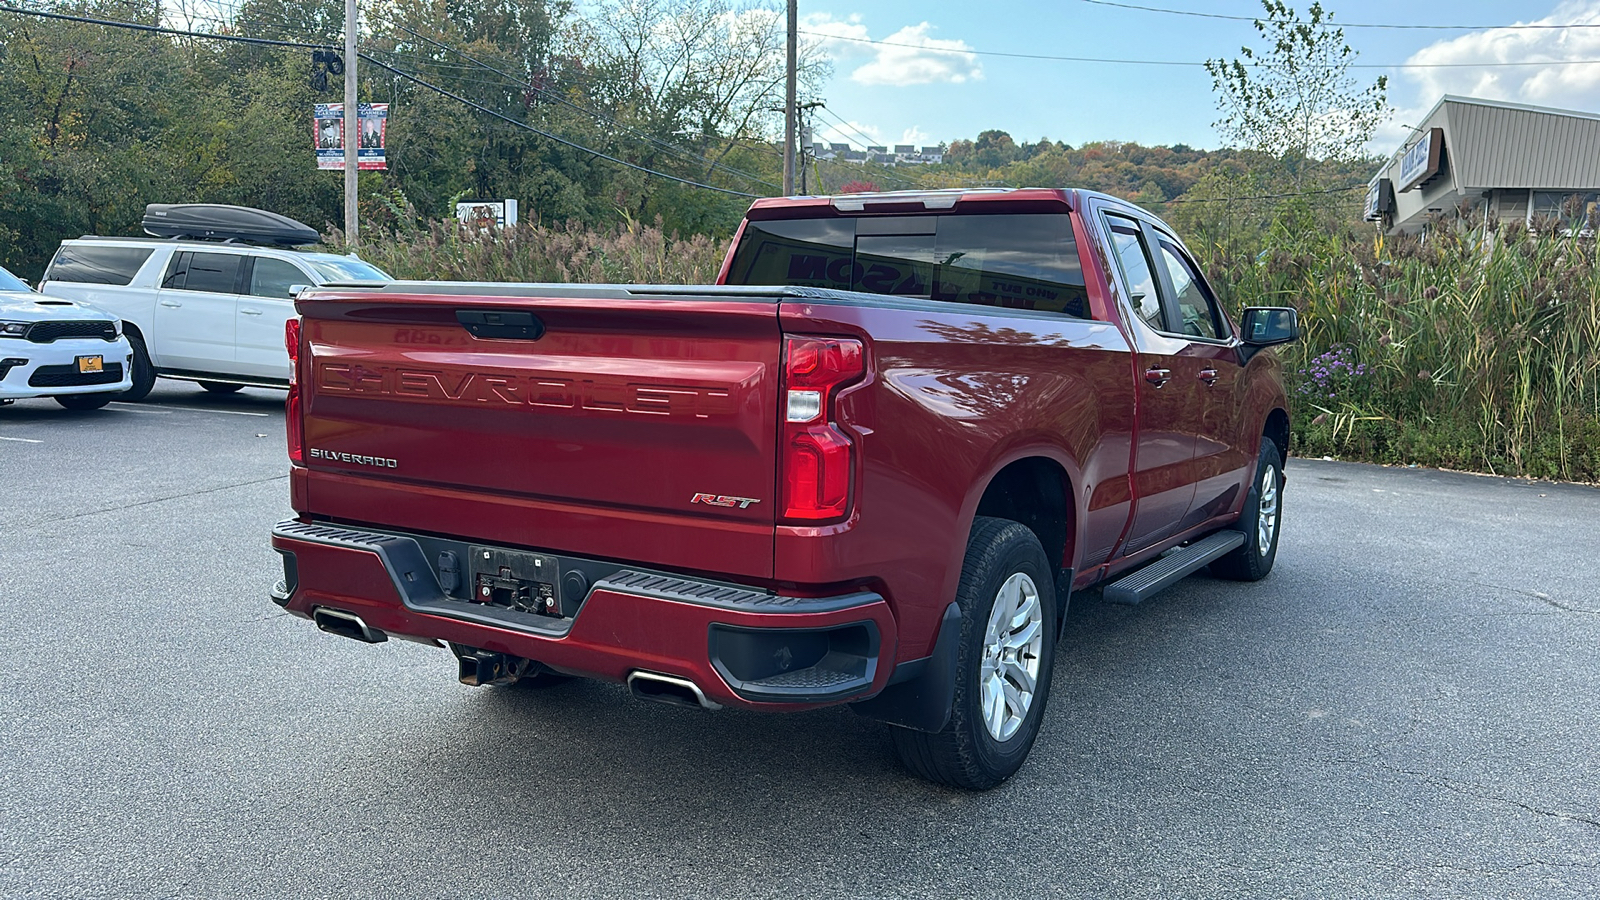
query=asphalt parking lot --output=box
[2,381,1598,899]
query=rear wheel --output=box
[119,333,156,401]
[1210,437,1283,581]
[199,381,244,394]
[890,516,1057,790]
[55,392,114,411]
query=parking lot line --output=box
[111,402,269,418]
[0,435,44,443]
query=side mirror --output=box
[1239,307,1298,362]
[288,284,311,298]
[1240,307,1298,346]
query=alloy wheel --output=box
[1257,465,1280,556]
[979,572,1044,742]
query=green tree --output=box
[1204,1,1388,177]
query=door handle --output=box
[1198,368,1219,385]
[240,308,263,316]
[159,300,182,308]
[1144,367,1171,387]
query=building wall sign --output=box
[1364,177,1393,222]
[1399,127,1444,191]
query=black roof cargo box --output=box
[142,204,320,247]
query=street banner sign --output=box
[314,103,388,171]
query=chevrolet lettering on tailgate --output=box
[316,363,734,418]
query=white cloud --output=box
[803,15,982,87]
[1393,0,1600,131]
[900,126,932,145]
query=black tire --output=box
[55,392,114,411]
[199,381,244,394]
[890,516,1058,790]
[1210,437,1283,581]
[119,332,156,401]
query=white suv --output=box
[1,264,134,410]
[38,233,387,400]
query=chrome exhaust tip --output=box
[311,606,388,644]
[627,670,721,711]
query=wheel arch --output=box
[971,455,1076,579]
[1263,406,1290,460]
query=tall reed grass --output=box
[1206,214,1600,481]
[346,217,730,285]
[354,213,1600,482]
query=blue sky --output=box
[799,0,1600,153]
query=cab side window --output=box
[1105,216,1163,331]
[1156,242,1223,340]
[249,258,308,299]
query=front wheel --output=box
[55,392,115,411]
[1210,436,1283,581]
[119,333,156,401]
[890,517,1057,790]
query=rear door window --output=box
[1104,216,1163,330]
[727,213,1089,318]
[44,245,154,286]
[170,252,244,294]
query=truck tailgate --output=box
[296,286,781,580]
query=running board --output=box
[1103,531,1247,606]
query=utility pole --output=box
[344,0,359,248]
[782,0,797,196]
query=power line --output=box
[0,3,332,50]
[810,107,931,190]
[801,29,1600,69]
[0,3,761,198]
[1076,0,1600,31]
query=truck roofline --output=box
[745,188,1076,218]
[742,187,1176,233]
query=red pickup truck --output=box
[270,188,1298,789]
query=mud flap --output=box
[849,602,961,733]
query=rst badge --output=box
[691,493,760,509]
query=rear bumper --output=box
[270,520,899,710]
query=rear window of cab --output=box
[725,213,1089,318]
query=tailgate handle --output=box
[456,309,545,341]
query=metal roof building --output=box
[1365,95,1600,234]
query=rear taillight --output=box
[285,318,303,464]
[780,336,865,522]
[285,317,301,372]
